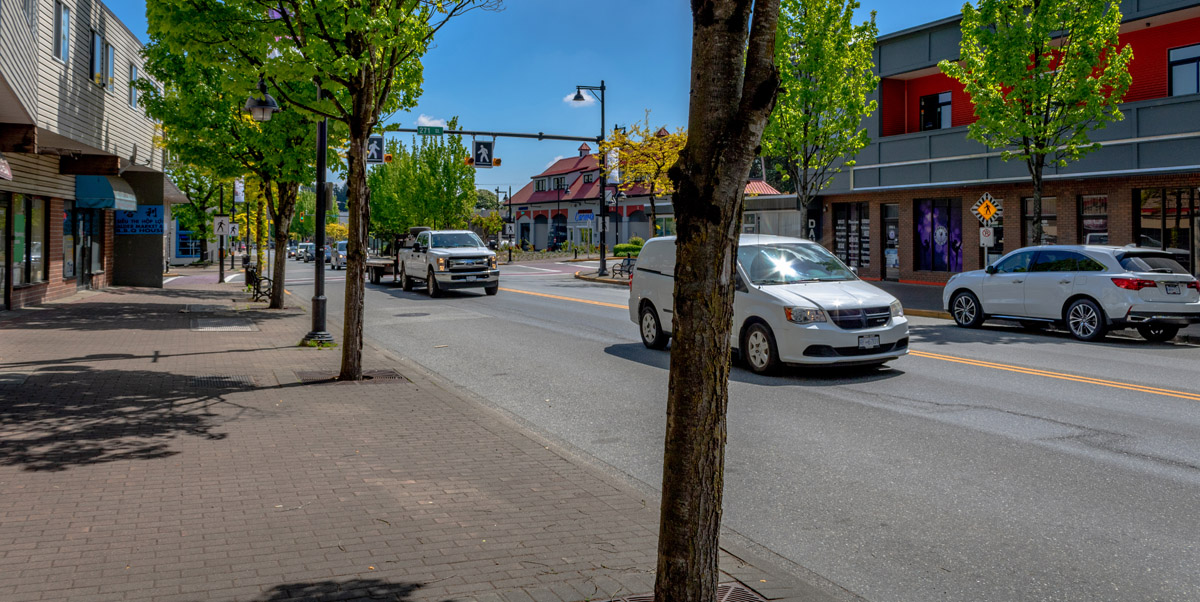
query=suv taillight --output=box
[1188,281,1199,291]
[1111,277,1158,291]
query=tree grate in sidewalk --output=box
[598,583,767,602]
[294,369,409,385]
[0,372,31,386]
[183,304,232,313]
[190,375,256,389]
[191,318,257,332]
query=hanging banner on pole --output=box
[233,178,245,204]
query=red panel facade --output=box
[880,78,906,137]
[1120,16,1200,103]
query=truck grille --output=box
[449,257,489,272]
[828,307,891,330]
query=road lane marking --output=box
[504,265,557,273]
[498,287,627,309]
[909,350,1200,402]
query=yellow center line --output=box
[910,349,1200,402]
[498,287,627,309]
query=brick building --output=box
[1,0,174,311]
[818,0,1200,283]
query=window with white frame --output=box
[129,64,138,107]
[54,2,70,62]
[552,176,565,190]
[105,43,115,91]
[535,179,546,192]
[583,173,593,184]
[91,32,103,85]
[1169,44,1200,96]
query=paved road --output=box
[283,258,1200,602]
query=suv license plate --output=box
[1165,283,1180,295]
[858,335,880,350]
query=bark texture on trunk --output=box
[255,185,266,277]
[339,113,371,381]
[655,2,779,602]
[1028,154,1046,245]
[269,182,298,310]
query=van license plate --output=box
[858,335,879,350]
[1165,283,1180,295]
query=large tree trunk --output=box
[339,114,371,381]
[1028,156,1045,245]
[656,3,779,602]
[268,182,299,309]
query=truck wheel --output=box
[484,284,499,296]
[427,269,442,298]
[400,264,412,291]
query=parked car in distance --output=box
[299,242,315,263]
[287,243,298,259]
[943,245,1200,342]
[630,235,909,374]
[332,241,347,270]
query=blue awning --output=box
[76,175,137,211]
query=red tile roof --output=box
[744,181,781,195]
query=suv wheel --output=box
[743,323,781,375]
[1136,323,1179,343]
[639,304,669,349]
[951,291,985,328]
[1065,298,1107,342]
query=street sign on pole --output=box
[229,222,240,239]
[417,126,444,136]
[980,226,995,247]
[367,135,385,164]
[473,140,494,168]
[972,192,1001,225]
[214,216,230,237]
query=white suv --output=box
[943,245,1200,342]
[629,235,908,374]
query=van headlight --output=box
[785,307,826,324]
[436,257,447,271]
[890,300,904,318]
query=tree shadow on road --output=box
[0,366,262,472]
[253,579,423,602]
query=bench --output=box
[610,256,636,278]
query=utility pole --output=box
[218,185,225,283]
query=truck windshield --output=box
[738,243,856,285]
[431,232,484,248]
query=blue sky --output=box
[104,0,964,195]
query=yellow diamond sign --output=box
[972,193,1001,225]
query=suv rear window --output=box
[1118,253,1189,274]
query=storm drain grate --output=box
[597,583,766,602]
[0,372,31,386]
[183,304,231,313]
[191,318,257,332]
[190,375,256,389]
[295,369,408,385]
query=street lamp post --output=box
[573,81,607,276]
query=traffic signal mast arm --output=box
[392,128,601,144]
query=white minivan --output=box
[629,235,909,373]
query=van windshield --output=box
[431,232,484,248]
[738,243,855,285]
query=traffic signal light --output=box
[464,155,474,166]
[384,153,393,163]
[492,157,501,167]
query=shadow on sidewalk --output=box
[0,346,296,370]
[0,301,296,332]
[0,366,263,472]
[253,579,421,602]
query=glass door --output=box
[1,196,7,311]
[882,203,899,280]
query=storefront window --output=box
[63,201,76,278]
[1135,188,1196,275]
[914,198,962,272]
[1,194,7,306]
[1023,197,1057,245]
[12,195,27,286]
[30,198,45,282]
[832,203,871,269]
[655,216,676,236]
[1137,189,1164,248]
[1078,195,1107,245]
[980,198,1005,266]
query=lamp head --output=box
[244,77,280,123]
[572,89,586,102]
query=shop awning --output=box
[76,175,137,210]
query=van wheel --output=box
[1065,298,1107,341]
[743,323,781,375]
[427,269,442,298]
[400,264,412,291]
[639,304,669,350]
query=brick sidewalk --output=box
[0,267,845,602]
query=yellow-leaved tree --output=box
[598,112,686,237]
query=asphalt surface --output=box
[280,258,1200,602]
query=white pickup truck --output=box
[398,229,499,297]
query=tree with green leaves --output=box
[763,0,877,236]
[368,126,476,238]
[136,40,323,309]
[940,0,1132,244]
[165,163,224,262]
[475,189,500,212]
[148,0,498,378]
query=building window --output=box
[1135,188,1196,273]
[583,173,593,184]
[919,92,952,131]
[833,202,871,269]
[105,43,115,91]
[1023,197,1057,245]
[1169,44,1200,97]
[914,198,963,271]
[24,0,37,28]
[534,179,546,192]
[63,201,76,278]
[91,32,104,85]
[54,2,69,62]
[552,176,565,190]
[10,195,50,286]
[1078,195,1107,244]
[129,64,138,107]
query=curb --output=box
[905,308,951,320]
[574,270,630,286]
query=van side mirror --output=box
[985,265,998,275]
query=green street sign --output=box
[417,126,444,136]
